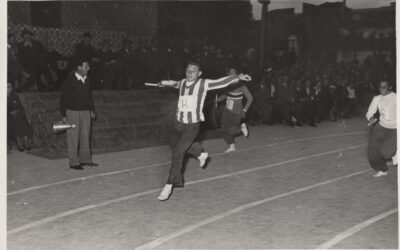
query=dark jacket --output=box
[59,73,95,116]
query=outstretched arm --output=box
[159,80,181,89]
[206,74,252,91]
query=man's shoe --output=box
[158,184,173,201]
[241,123,249,137]
[198,152,209,168]
[82,162,99,167]
[70,165,84,170]
[373,171,387,177]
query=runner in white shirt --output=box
[365,81,397,177]
[156,61,252,200]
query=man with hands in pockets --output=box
[59,58,98,170]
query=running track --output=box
[7,118,398,249]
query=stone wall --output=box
[19,90,178,154]
[8,1,157,40]
[8,1,31,25]
[61,1,157,38]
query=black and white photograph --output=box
[6,0,397,249]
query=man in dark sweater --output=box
[59,58,98,170]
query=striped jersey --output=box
[162,75,240,123]
[225,91,244,114]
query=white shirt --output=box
[347,86,356,99]
[366,92,396,129]
[75,72,87,83]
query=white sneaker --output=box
[158,184,173,201]
[241,123,249,137]
[224,144,236,153]
[373,171,388,178]
[198,152,209,168]
[392,152,398,165]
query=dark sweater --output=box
[59,73,95,116]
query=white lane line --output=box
[7,144,366,236]
[316,208,398,249]
[134,169,371,250]
[8,131,365,196]
[7,162,169,196]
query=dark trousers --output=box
[367,123,397,172]
[220,110,242,145]
[167,121,202,186]
[303,101,316,124]
[275,101,291,124]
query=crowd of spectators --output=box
[243,54,396,127]
[7,28,255,92]
[7,27,396,130]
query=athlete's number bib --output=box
[178,96,194,111]
[226,99,234,110]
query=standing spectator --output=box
[99,39,117,90]
[48,49,73,90]
[17,29,53,91]
[147,37,166,83]
[346,83,357,117]
[7,83,32,152]
[133,38,149,87]
[366,81,396,177]
[249,71,273,125]
[291,80,305,126]
[59,58,98,170]
[335,80,348,118]
[116,39,133,90]
[275,76,295,126]
[8,33,26,90]
[314,81,323,122]
[303,80,317,126]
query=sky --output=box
[250,0,396,20]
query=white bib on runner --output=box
[226,99,234,110]
[178,96,196,111]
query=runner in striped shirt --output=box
[217,67,253,153]
[157,61,252,201]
